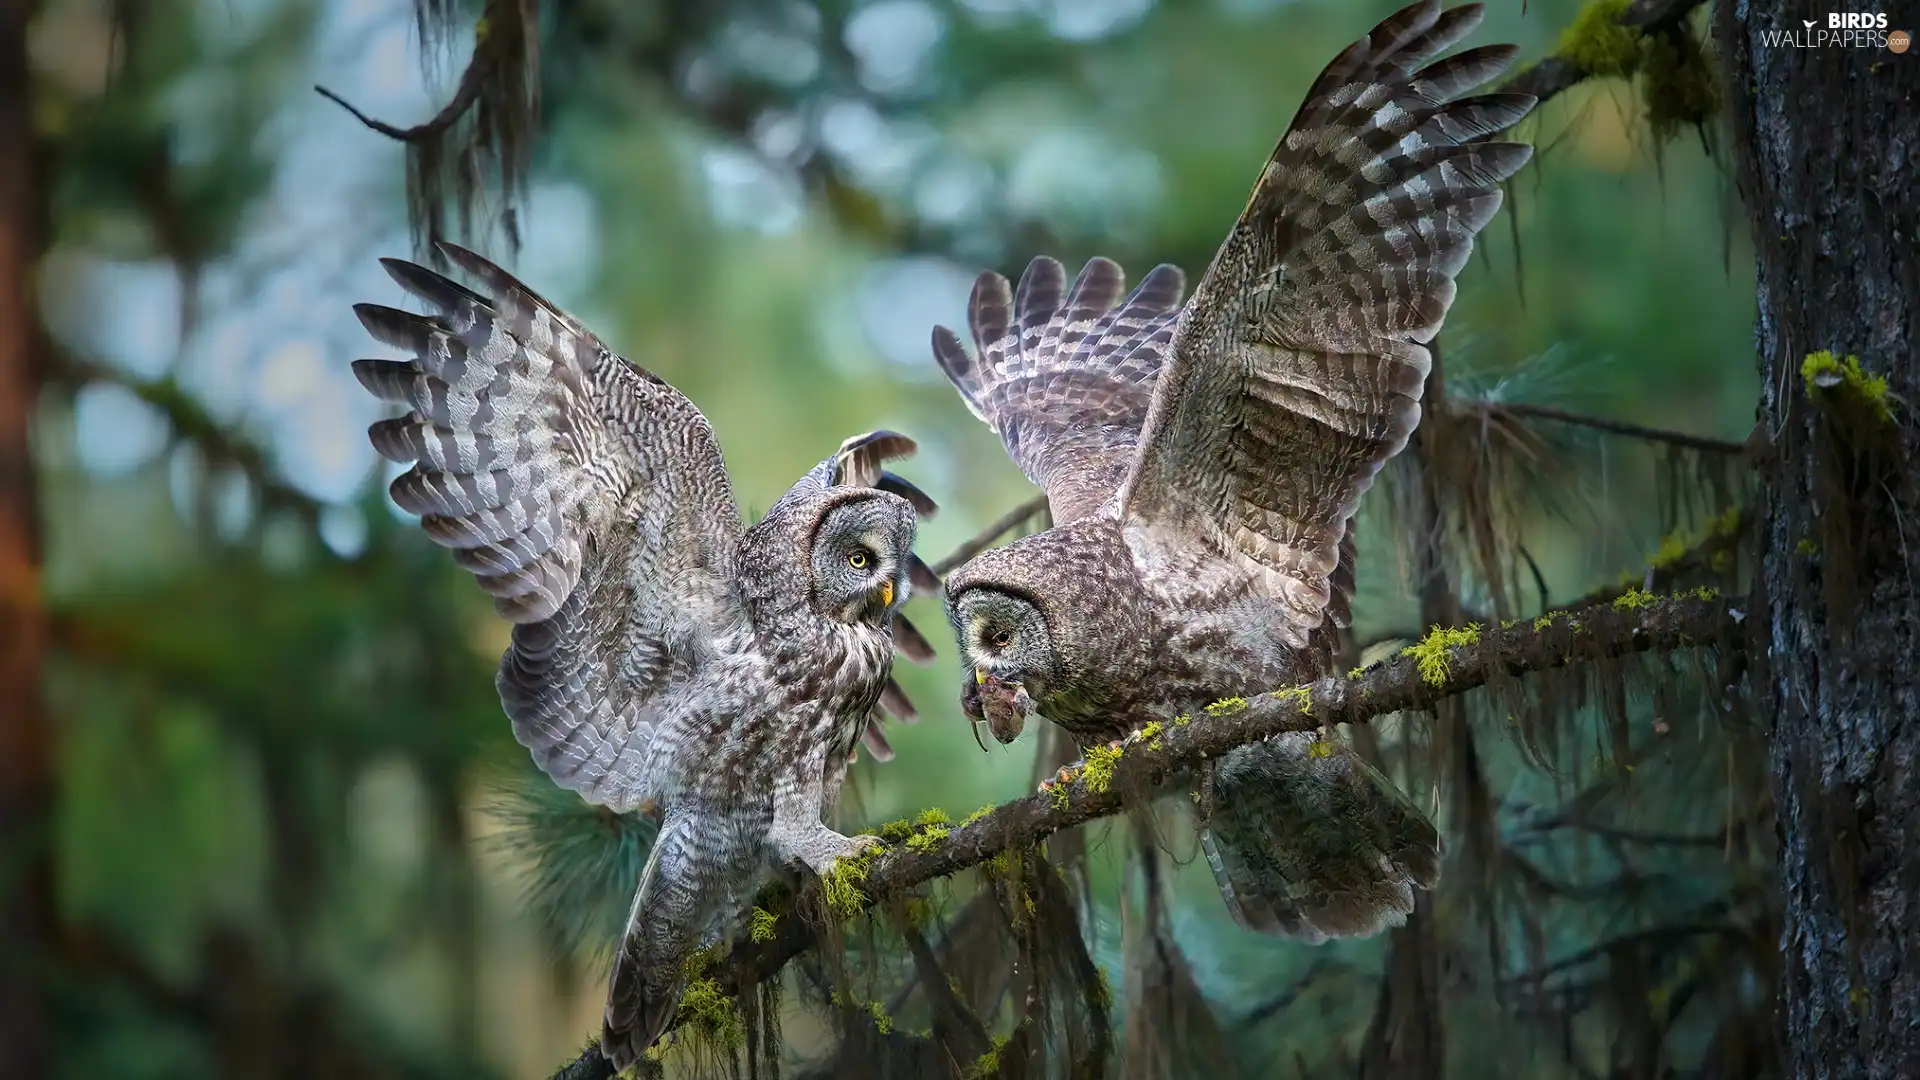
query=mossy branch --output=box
[1500,0,1708,106]
[1564,507,1746,612]
[550,590,1741,1078]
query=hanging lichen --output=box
[1642,26,1722,142]
[1551,1,1725,149]
[674,977,747,1051]
[748,907,778,943]
[1556,0,1641,77]
[1078,743,1122,795]
[317,0,542,261]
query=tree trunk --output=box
[1717,8,1920,1078]
[0,1,52,1077]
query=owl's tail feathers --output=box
[602,931,681,1073]
[353,245,619,626]
[601,819,697,1072]
[1195,733,1440,942]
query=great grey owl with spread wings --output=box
[349,244,941,1068]
[934,1,1535,942]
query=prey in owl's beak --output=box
[964,667,1035,747]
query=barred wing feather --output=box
[353,242,744,812]
[1119,0,1535,644]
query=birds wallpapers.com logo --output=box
[1761,12,1907,49]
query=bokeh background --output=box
[24,0,1761,1076]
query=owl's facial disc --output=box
[813,496,914,628]
[950,588,1052,745]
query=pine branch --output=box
[1559,508,1746,612]
[1358,505,1748,655]
[929,494,1049,577]
[540,590,1739,1078]
[765,596,1737,953]
[1479,401,1749,456]
[314,74,488,144]
[548,1043,615,1080]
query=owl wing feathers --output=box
[932,256,1187,525]
[1116,0,1534,644]
[356,242,749,812]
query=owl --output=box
[933,0,1535,942]
[350,244,940,1068]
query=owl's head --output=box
[809,492,917,628]
[947,585,1058,744]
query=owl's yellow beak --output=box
[878,580,894,609]
[974,667,986,685]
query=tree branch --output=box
[316,0,541,257]
[1559,508,1746,613]
[311,0,513,143]
[929,494,1048,577]
[1501,0,1709,105]
[541,591,1740,1080]
[1478,400,1749,456]
[765,595,1738,951]
[313,79,487,144]
[1361,502,1748,657]
[45,353,329,531]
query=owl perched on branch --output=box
[350,244,940,1068]
[935,0,1535,941]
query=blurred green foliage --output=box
[26,0,1768,1075]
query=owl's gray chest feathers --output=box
[762,620,893,766]
[642,618,888,812]
[1038,523,1316,744]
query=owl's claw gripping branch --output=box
[1036,764,1079,794]
[1035,739,1119,793]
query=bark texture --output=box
[1716,7,1920,1078]
[0,2,51,1077]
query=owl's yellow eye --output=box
[848,549,871,570]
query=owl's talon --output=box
[1037,764,1079,795]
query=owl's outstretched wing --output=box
[1118,0,1534,645]
[353,243,744,812]
[931,256,1188,525]
[930,257,1361,628]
